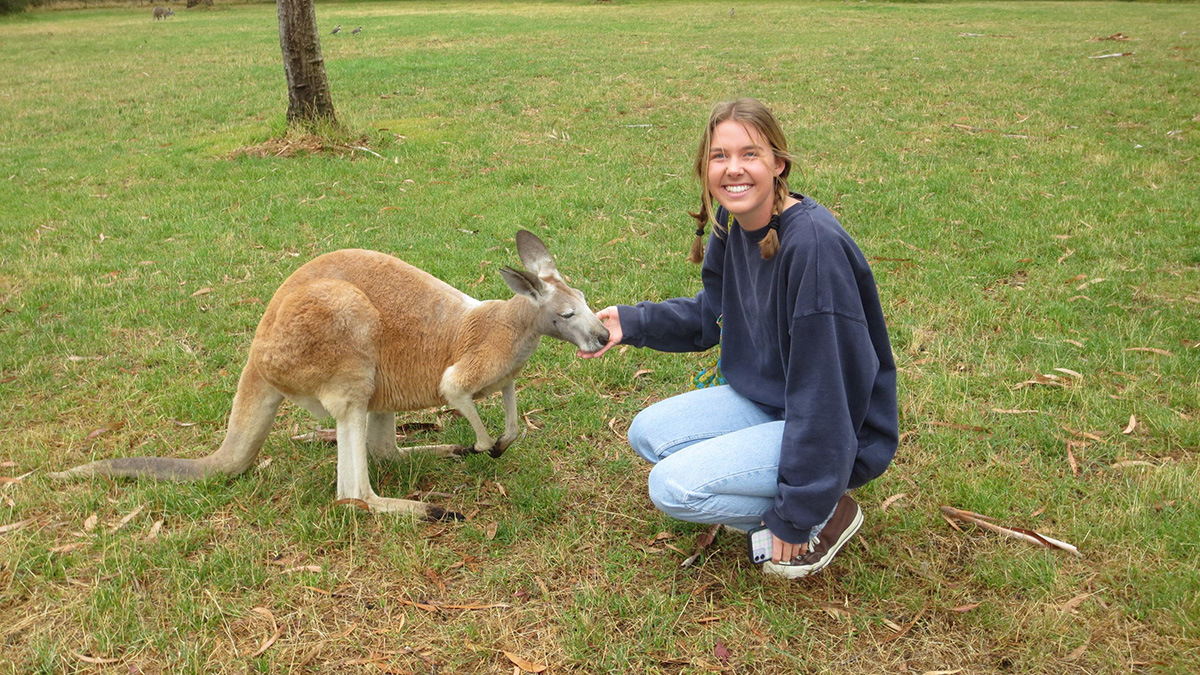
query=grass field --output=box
[1,1,1198,673]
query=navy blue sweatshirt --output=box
[617,196,898,544]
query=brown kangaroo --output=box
[50,231,609,521]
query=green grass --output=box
[2,1,1198,673]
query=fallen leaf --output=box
[877,603,930,644]
[1054,368,1083,380]
[0,518,35,535]
[85,428,110,441]
[291,428,338,443]
[1088,52,1133,59]
[607,417,625,439]
[249,607,281,658]
[1061,592,1093,612]
[649,531,675,545]
[191,287,213,297]
[146,519,164,541]
[633,368,654,379]
[84,513,98,531]
[1111,460,1156,469]
[108,504,145,533]
[71,652,121,665]
[1065,441,1079,476]
[991,408,1041,415]
[1125,347,1172,356]
[680,524,720,568]
[485,521,499,540]
[880,493,908,511]
[928,421,989,433]
[1121,415,1137,434]
[1013,373,1068,389]
[947,602,982,613]
[502,651,547,673]
[281,565,322,574]
[1064,644,1088,661]
[714,638,731,663]
[50,542,87,554]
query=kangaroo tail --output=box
[49,362,284,482]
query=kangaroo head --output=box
[500,230,610,353]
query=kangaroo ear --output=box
[500,266,546,301]
[515,230,557,275]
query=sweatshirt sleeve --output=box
[761,310,882,544]
[616,232,725,353]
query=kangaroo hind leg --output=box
[331,399,462,521]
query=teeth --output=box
[725,185,751,194]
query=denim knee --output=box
[646,463,679,515]
[647,462,698,518]
[627,407,661,464]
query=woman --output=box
[580,98,898,578]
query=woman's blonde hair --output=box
[688,98,793,263]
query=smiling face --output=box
[705,120,786,231]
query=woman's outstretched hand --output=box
[577,306,622,358]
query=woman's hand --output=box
[772,532,808,564]
[577,306,623,358]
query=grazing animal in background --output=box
[351,26,362,35]
[152,6,174,20]
[331,25,341,35]
[50,231,609,522]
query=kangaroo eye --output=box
[559,310,576,319]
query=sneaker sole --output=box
[762,506,864,579]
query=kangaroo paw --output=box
[491,435,517,458]
[451,444,489,457]
[426,505,467,522]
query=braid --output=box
[756,176,789,260]
[686,199,710,264]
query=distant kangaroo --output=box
[50,231,609,521]
[152,6,174,20]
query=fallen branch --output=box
[343,144,384,159]
[940,506,1081,557]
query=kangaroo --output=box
[152,7,174,20]
[50,231,610,521]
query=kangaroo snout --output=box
[587,326,611,353]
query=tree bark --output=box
[276,0,338,129]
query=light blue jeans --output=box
[628,385,835,539]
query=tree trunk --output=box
[276,0,338,130]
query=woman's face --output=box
[706,119,784,230]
